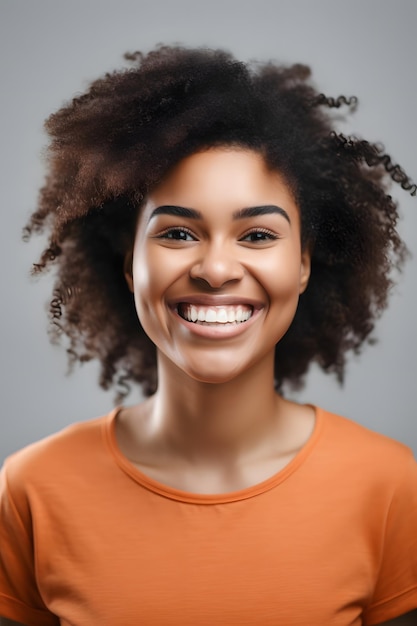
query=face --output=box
[126,148,310,385]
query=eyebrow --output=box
[234,205,290,223]
[149,204,291,223]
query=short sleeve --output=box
[364,450,417,625]
[0,462,59,626]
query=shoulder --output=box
[1,409,117,495]
[313,406,416,491]
[317,406,414,460]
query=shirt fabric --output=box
[0,406,417,626]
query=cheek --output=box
[130,246,182,324]
[131,247,160,321]
[252,249,304,301]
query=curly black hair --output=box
[24,45,415,400]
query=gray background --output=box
[1,0,416,463]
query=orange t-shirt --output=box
[1,407,416,626]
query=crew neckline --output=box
[104,405,324,505]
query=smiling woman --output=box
[0,46,416,626]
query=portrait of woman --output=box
[0,2,416,626]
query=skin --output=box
[3,149,415,625]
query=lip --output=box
[169,295,264,308]
[168,295,264,339]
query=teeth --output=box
[217,309,228,323]
[180,304,253,324]
[206,308,217,323]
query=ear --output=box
[124,249,134,293]
[299,249,311,294]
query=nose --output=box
[189,241,245,288]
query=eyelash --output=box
[156,227,279,243]
[157,227,196,241]
[240,229,279,242]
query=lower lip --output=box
[171,307,261,339]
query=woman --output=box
[0,46,416,626]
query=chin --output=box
[185,367,243,386]
[174,355,247,386]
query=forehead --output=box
[148,148,297,209]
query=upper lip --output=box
[168,295,264,309]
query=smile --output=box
[178,304,253,325]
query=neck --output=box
[149,352,285,462]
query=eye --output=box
[157,227,196,241]
[240,229,279,243]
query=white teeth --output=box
[206,308,217,323]
[217,309,228,323]
[180,304,253,324]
